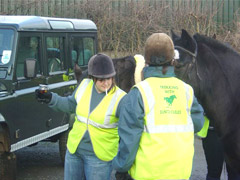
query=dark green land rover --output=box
[0,15,97,179]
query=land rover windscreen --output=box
[0,28,15,92]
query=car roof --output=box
[0,15,97,31]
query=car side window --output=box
[71,37,94,68]
[16,36,41,78]
[46,37,64,73]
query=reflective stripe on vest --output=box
[197,116,210,138]
[67,78,126,161]
[75,78,91,102]
[129,77,194,180]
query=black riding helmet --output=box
[88,53,116,78]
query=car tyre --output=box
[0,152,17,180]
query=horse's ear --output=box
[74,63,83,84]
[181,29,192,40]
[181,29,196,53]
[171,29,179,41]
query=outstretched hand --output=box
[35,89,52,104]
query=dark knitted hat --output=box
[144,33,174,66]
[88,53,116,78]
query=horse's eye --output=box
[174,49,180,60]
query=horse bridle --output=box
[174,45,202,81]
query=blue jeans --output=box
[64,148,113,180]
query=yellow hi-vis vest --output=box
[67,78,126,161]
[129,77,194,180]
[197,116,210,138]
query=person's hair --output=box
[162,65,168,75]
[89,76,117,94]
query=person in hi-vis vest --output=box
[35,53,126,180]
[112,33,204,180]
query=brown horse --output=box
[171,29,240,172]
[74,55,142,93]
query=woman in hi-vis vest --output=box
[35,53,126,180]
[113,33,204,180]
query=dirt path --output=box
[16,142,63,180]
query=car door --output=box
[43,33,74,131]
[7,33,55,147]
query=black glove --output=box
[35,89,52,104]
[115,171,133,180]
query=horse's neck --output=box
[219,54,240,98]
[206,48,240,102]
[197,51,240,136]
[193,53,224,128]
[201,41,240,95]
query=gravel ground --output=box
[15,137,228,180]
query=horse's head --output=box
[171,29,202,97]
[112,56,136,92]
[172,29,240,101]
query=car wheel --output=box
[0,152,16,180]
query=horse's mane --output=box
[113,55,135,63]
[193,32,240,106]
[112,55,136,75]
[193,33,240,56]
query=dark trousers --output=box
[202,130,240,180]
